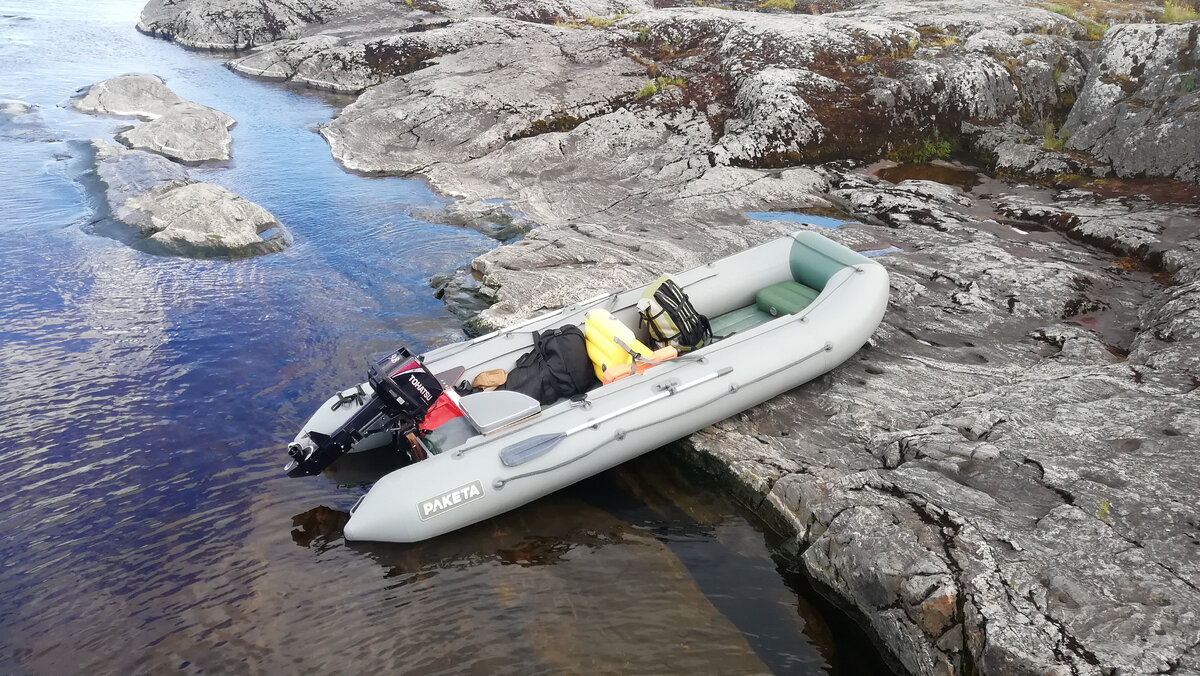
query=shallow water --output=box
[744,211,854,229]
[0,2,893,673]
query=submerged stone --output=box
[91,140,290,257]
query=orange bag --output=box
[599,346,678,385]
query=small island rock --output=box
[75,74,235,163]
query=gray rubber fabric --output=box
[294,231,888,543]
[458,391,540,434]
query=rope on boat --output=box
[423,273,718,364]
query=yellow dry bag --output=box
[583,309,653,381]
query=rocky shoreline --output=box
[136,0,1200,673]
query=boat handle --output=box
[493,368,733,486]
[565,367,732,435]
[494,338,835,486]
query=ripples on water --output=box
[0,2,892,673]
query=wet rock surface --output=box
[74,73,234,163]
[139,0,1200,673]
[90,140,290,257]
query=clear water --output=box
[0,3,892,673]
[860,246,904,258]
[744,211,854,229]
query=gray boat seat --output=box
[458,390,540,434]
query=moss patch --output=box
[363,40,439,76]
[1043,3,1110,39]
[887,133,955,163]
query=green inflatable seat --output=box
[756,280,820,317]
[710,304,774,336]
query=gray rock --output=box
[91,140,290,257]
[139,0,652,51]
[74,74,234,162]
[1064,23,1200,183]
[683,180,1200,676]
[145,0,1094,168]
[226,20,480,94]
[964,122,1109,179]
[138,0,354,49]
[321,19,651,174]
[610,5,1086,166]
[0,98,59,142]
[712,67,828,166]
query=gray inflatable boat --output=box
[285,231,889,543]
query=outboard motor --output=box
[285,347,444,477]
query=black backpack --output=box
[501,325,599,405]
[637,276,713,353]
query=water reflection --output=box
[871,159,986,191]
[307,472,772,673]
[284,452,886,674]
[0,1,893,673]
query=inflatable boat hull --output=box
[297,231,889,543]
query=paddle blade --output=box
[500,433,565,467]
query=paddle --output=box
[499,367,733,467]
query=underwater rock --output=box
[91,139,290,257]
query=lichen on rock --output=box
[1064,22,1200,183]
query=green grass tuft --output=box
[1161,0,1200,21]
[1043,122,1069,150]
[1082,18,1107,40]
[760,0,796,8]
[635,76,686,100]
[558,13,629,29]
